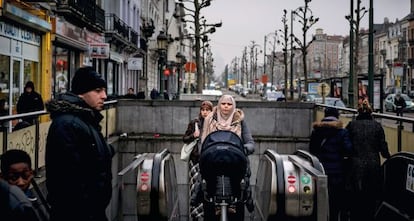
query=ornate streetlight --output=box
[157,31,168,99]
[264,31,278,88]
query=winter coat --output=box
[25,187,50,221]
[0,179,39,221]
[345,114,391,192]
[45,92,113,221]
[183,117,204,163]
[394,96,406,110]
[16,89,44,124]
[309,117,353,179]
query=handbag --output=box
[181,122,199,161]
[180,138,199,161]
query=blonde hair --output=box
[358,99,373,114]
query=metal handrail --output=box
[315,103,414,152]
[0,100,118,175]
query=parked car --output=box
[263,90,286,101]
[313,97,346,108]
[384,93,414,112]
[301,92,321,102]
[240,87,250,97]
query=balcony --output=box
[105,13,130,47]
[56,0,105,33]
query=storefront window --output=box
[54,47,69,94]
[12,60,21,111]
[23,60,39,87]
[0,55,10,115]
[107,62,114,95]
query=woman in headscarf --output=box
[200,94,255,213]
[183,100,213,220]
[201,95,254,151]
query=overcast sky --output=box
[201,0,411,77]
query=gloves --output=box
[244,143,255,155]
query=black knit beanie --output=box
[71,66,107,95]
[324,107,339,118]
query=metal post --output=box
[368,0,374,103]
[348,0,354,107]
[264,35,267,78]
[290,10,294,100]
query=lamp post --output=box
[264,31,278,87]
[290,10,295,100]
[176,52,186,98]
[157,31,168,99]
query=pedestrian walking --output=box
[16,81,44,125]
[309,107,352,221]
[394,92,406,119]
[45,66,114,221]
[150,88,159,100]
[123,87,137,99]
[345,99,391,221]
[1,149,50,221]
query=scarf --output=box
[201,96,244,144]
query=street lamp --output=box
[157,31,168,99]
[176,52,186,98]
[264,31,278,87]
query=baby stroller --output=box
[199,130,249,221]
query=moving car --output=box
[384,93,414,112]
[313,97,346,108]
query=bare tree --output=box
[292,0,319,93]
[346,0,368,108]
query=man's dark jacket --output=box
[45,92,113,221]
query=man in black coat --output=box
[394,92,406,118]
[16,81,44,125]
[45,67,114,221]
[310,107,353,221]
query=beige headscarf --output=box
[216,95,236,130]
[201,95,242,143]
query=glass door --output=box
[11,58,22,129]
